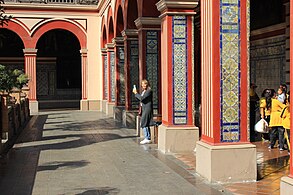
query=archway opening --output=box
[0,28,24,70]
[36,29,81,109]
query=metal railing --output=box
[4,0,98,5]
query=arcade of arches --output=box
[1,0,293,192]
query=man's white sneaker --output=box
[140,139,151,144]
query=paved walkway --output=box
[0,110,230,195]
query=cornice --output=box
[156,0,198,13]
[250,23,286,37]
[121,29,138,37]
[3,3,99,12]
[106,43,115,50]
[135,17,161,29]
[97,0,110,16]
[112,37,124,45]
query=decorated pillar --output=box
[104,43,115,116]
[23,48,38,114]
[80,48,89,111]
[280,0,293,193]
[156,0,199,153]
[135,17,162,115]
[113,37,125,122]
[196,0,257,183]
[121,29,139,128]
[101,48,108,113]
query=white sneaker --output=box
[140,139,151,144]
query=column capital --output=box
[112,37,124,47]
[106,43,115,51]
[156,0,198,17]
[135,17,161,31]
[101,48,107,56]
[80,48,88,56]
[23,48,38,55]
[121,29,138,41]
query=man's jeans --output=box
[142,126,151,140]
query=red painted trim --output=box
[1,20,30,48]
[124,40,131,110]
[212,0,221,144]
[240,0,248,142]
[250,29,285,41]
[114,46,120,106]
[201,135,215,144]
[31,20,86,48]
[167,15,173,125]
[187,16,193,125]
[107,51,111,102]
[102,55,105,100]
[114,2,124,38]
[289,0,293,177]
[138,30,146,83]
[107,7,114,43]
[157,32,162,116]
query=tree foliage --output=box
[0,0,12,27]
[0,64,29,93]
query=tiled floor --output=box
[174,141,290,195]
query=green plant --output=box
[0,64,29,93]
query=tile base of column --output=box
[80,100,89,111]
[102,100,107,113]
[29,100,38,115]
[196,141,257,183]
[158,124,199,154]
[106,102,115,116]
[88,100,101,111]
[122,110,138,129]
[114,106,125,123]
[281,176,293,195]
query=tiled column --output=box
[113,37,125,122]
[105,43,115,116]
[135,17,162,115]
[281,0,293,193]
[101,48,108,113]
[80,49,89,111]
[196,0,257,183]
[156,0,199,153]
[23,48,38,114]
[121,29,139,128]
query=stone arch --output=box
[107,7,114,42]
[0,19,31,48]
[101,17,107,48]
[31,20,86,49]
[114,4,124,37]
[124,0,138,29]
[141,0,160,17]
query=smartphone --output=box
[133,85,136,90]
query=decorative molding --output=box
[105,43,114,50]
[121,29,138,37]
[112,37,124,46]
[156,0,198,13]
[135,17,161,30]
[251,23,286,37]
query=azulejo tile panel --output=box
[110,51,115,102]
[172,15,187,125]
[104,55,108,100]
[220,0,240,142]
[118,47,125,105]
[146,31,159,114]
[130,40,139,107]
